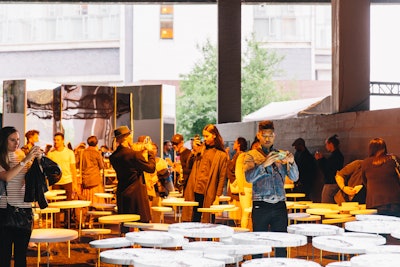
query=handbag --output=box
[4,186,33,231]
[4,203,33,231]
[40,156,62,186]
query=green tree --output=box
[177,36,288,140]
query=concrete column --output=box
[332,0,370,113]
[217,0,241,123]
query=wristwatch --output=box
[19,161,26,167]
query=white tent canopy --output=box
[242,97,327,122]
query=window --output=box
[160,5,173,39]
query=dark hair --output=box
[236,137,248,152]
[54,132,65,140]
[258,120,274,131]
[163,140,171,146]
[0,126,18,171]
[368,137,390,166]
[87,135,98,147]
[326,134,340,148]
[203,124,225,152]
[251,136,260,150]
[25,129,39,140]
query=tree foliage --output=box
[177,36,288,140]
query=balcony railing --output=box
[370,82,400,96]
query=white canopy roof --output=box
[242,97,327,122]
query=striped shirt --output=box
[0,151,32,209]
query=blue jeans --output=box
[252,201,288,257]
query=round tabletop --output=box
[350,209,378,215]
[365,244,400,254]
[30,228,78,243]
[350,253,400,267]
[288,212,310,220]
[100,248,225,267]
[242,258,321,267]
[306,208,339,216]
[288,223,343,237]
[284,183,295,190]
[98,214,140,224]
[89,237,133,249]
[33,207,60,214]
[184,241,272,256]
[312,232,386,254]
[286,193,306,198]
[48,200,92,209]
[391,230,400,239]
[210,204,236,210]
[168,222,234,238]
[355,214,400,221]
[125,231,185,247]
[232,232,307,248]
[161,199,199,207]
[345,220,400,234]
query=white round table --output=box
[242,258,321,267]
[288,223,343,237]
[90,237,134,267]
[312,232,386,260]
[365,244,400,254]
[126,231,186,248]
[47,200,91,231]
[183,241,271,266]
[30,228,78,267]
[345,220,400,234]
[326,261,351,267]
[391,229,400,239]
[350,253,400,267]
[355,214,400,221]
[168,222,234,239]
[100,248,225,267]
[232,231,307,248]
[161,198,199,222]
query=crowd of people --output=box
[1,119,400,265]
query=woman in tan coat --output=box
[182,124,228,223]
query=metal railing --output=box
[370,82,400,96]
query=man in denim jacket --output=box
[245,120,299,257]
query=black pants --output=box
[0,208,32,267]
[252,201,288,258]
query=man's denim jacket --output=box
[245,148,299,204]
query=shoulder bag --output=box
[4,187,33,231]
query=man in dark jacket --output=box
[109,126,155,226]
